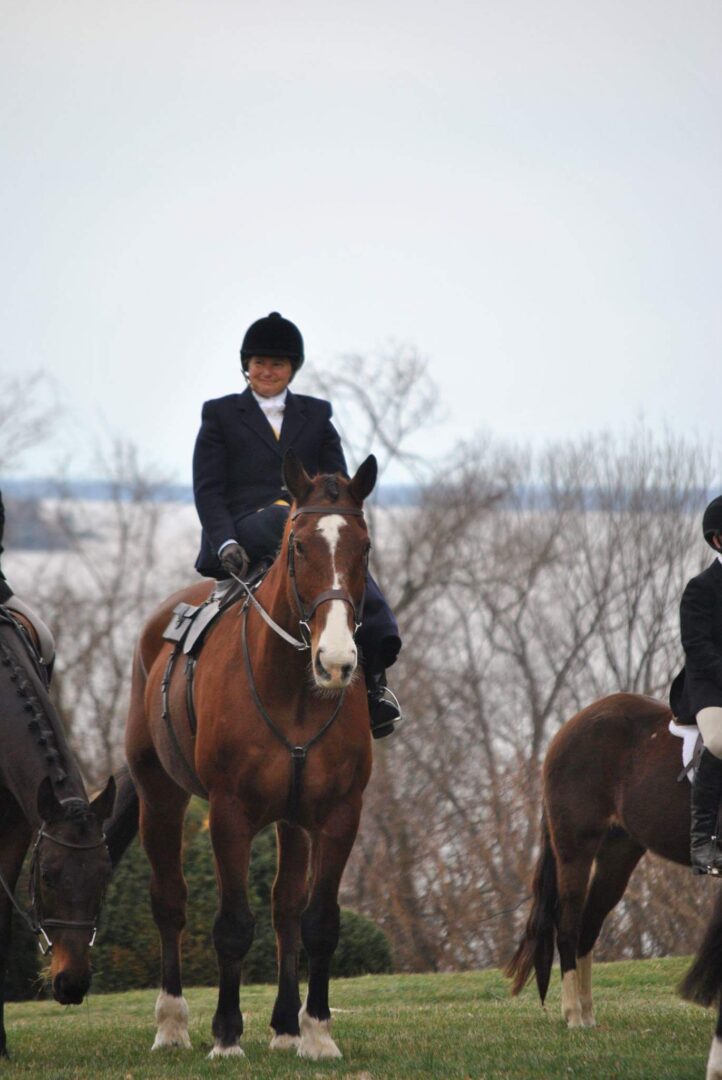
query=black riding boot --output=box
[364,668,401,740]
[691,748,722,875]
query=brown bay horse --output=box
[0,610,115,1057]
[125,451,377,1059]
[506,692,694,1028]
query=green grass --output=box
[3,957,716,1078]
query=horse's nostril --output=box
[341,663,353,681]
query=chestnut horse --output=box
[0,611,115,1057]
[125,452,376,1059]
[506,692,694,1028]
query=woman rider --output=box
[0,489,55,678]
[192,311,402,739]
[671,495,722,874]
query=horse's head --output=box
[33,775,115,1004]
[282,451,377,691]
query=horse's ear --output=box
[90,775,116,824]
[283,449,313,503]
[37,775,62,823]
[348,455,377,505]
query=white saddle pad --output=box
[669,719,701,782]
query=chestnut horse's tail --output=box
[105,762,139,868]
[505,813,557,1003]
[680,887,722,1006]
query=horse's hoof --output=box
[298,1005,342,1060]
[208,1042,245,1058]
[152,992,192,1050]
[581,1014,597,1028]
[270,1033,301,1050]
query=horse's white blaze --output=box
[315,515,356,677]
[270,1033,301,1050]
[151,990,191,1050]
[577,952,596,1027]
[297,999,342,1059]
[560,970,583,1028]
[707,1036,722,1080]
[208,1042,245,1058]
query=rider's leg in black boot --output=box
[690,747,722,875]
[364,667,401,740]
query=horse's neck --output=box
[0,628,86,824]
[250,566,310,686]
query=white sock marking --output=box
[708,1035,722,1080]
[151,990,191,1050]
[297,998,342,1059]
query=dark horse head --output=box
[282,451,377,691]
[32,775,115,1004]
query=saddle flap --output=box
[162,602,199,645]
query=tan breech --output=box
[697,707,722,760]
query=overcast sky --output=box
[2,0,720,483]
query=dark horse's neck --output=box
[0,623,87,827]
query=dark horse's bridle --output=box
[232,503,369,822]
[0,814,107,955]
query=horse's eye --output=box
[41,868,57,886]
[295,540,305,557]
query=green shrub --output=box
[92,800,391,992]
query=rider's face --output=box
[246,356,293,398]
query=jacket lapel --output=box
[278,391,307,451]
[236,388,283,458]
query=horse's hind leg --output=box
[576,830,645,1027]
[551,825,605,1028]
[270,822,310,1049]
[136,769,191,1051]
[207,795,256,1058]
[298,797,361,1060]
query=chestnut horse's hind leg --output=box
[270,822,310,1049]
[575,830,645,1027]
[298,799,362,1060]
[137,771,191,1051]
[552,826,605,1028]
[207,795,256,1058]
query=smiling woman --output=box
[191,311,402,739]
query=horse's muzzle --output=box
[52,969,91,1005]
[314,647,356,689]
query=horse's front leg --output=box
[270,821,310,1049]
[137,775,191,1050]
[298,797,361,1060]
[208,795,256,1058]
[0,815,31,1058]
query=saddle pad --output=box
[669,719,701,783]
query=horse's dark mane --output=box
[0,630,74,799]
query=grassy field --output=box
[3,957,716,1079]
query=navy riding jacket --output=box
[193,387,346,577]
[670,560,722,723]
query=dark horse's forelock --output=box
[322,475,341,501]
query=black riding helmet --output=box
[240,312,304,374]
[702,495,722,548]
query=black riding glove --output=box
[219,542,250,579]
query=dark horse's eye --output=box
[41,868,56,886]
[295,540,305,557]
